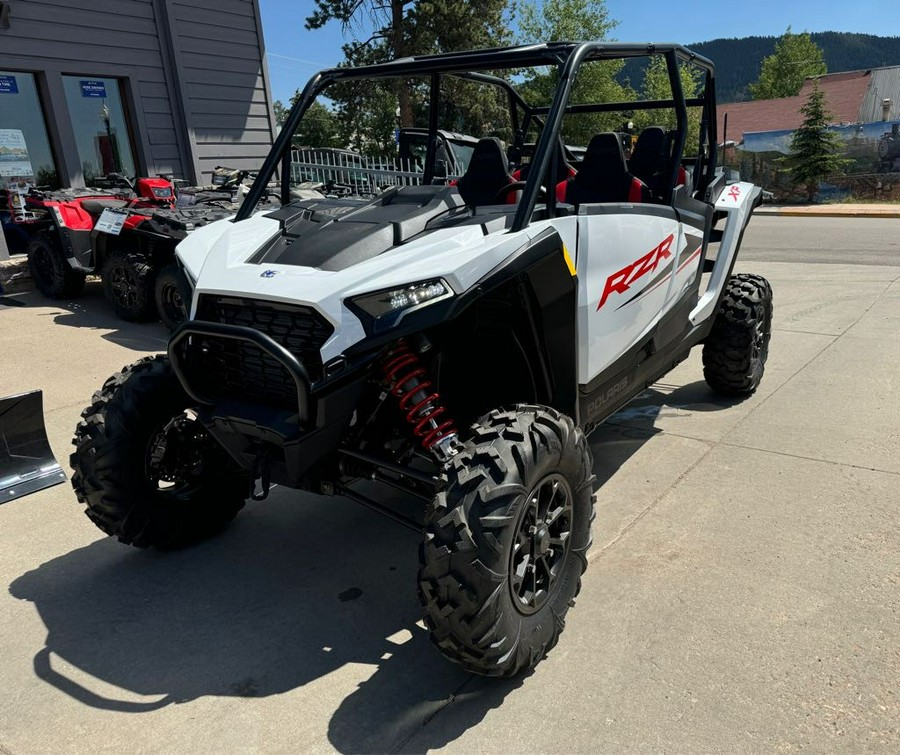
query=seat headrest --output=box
[456,137,512,207]
[630,126,668,178]
[580,132,627,174]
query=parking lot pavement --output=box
[1,217,898,752]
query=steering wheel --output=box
[492,181,547,203]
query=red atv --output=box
[19,175,174,311]
[88,168,254,328]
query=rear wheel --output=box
[102,250,157,321]
[418,405,595,677]
[27,232,86,299]
[703,273,773,396]
[154,262,191,332]
[70,355,246,549]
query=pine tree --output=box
[782,84,847,201]
[749,27,827,100]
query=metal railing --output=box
[290,149,424,196]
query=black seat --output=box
[80,198,130,216]
[455,137,513,207]
[629,126,668,182]
[558,133,649,205]
[630,126,690,200]
[513,138,574,183]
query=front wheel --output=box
[154,262,191,332]
[27,232,86,299]
[70,355,246,549]
[419,405,595,677]
[102,250,157,322]
[703,273,773,396]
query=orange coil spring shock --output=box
[382,339,458,454]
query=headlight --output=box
[349,279,454,331]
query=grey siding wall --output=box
[0,0,185,181]
[0,0,275,185]
[168,0,276,182]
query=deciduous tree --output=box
[517,0,629,146]
[749,27,827,100]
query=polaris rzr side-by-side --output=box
[67,43,772,677]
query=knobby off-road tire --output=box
[102,250,157,322]
[70,355,246,549]
[154,262,191,332]
[703,273,773,397]
[419,405,596,677]
[26,232,86,300]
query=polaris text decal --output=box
[597,233,674,311]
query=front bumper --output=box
[167,320,365,487]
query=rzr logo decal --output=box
[728,185,741,200]
[597,233,674,311]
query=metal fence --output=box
[290,149,423,196]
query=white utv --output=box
[70,42,772,677]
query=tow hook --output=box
[250,447,271,501]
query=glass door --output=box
[0,70,59,188]
[61,76,137,183]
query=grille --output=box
[191,295,334,408]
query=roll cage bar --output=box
[238,42,718,232]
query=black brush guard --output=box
[168,321,364,488]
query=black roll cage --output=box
[238,41,718,232]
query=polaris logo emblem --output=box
[260,270,279,278]
[597,234,674,310]
[586,377,629,418]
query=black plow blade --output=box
[0,390,66,503]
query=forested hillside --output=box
[619,33,900,103]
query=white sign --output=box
[94,207,128,236]
[0,129,34,177]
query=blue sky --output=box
[259,0,898,104]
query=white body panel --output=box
[177,184,756,384]
[177,210,534,364]
[572,212,686,383]
[691,181,759,325]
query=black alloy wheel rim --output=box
[160,281,185,323]
[509,473,574,615]
[32,244,55,288]
[145,411,211,494]
[110,264,139,310]
[750,312,768,379]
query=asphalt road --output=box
[739,215,900,266]
[0,216,898,752]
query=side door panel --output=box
[575,208,686,385]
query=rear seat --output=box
[628,126,688,202]
[555,133,650,205]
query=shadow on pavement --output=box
[9,285,169,352]
[604,380,747,428]
[9,486,517,752]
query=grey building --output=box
[0,0,276,191]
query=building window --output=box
[61,76,136,183]
[0,70,59,188]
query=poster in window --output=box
[0,129,34,177]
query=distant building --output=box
[718,67,900,144]
[0,0,277,189]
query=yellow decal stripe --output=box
[562,244,576,276]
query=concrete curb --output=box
[756,205,900,218]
